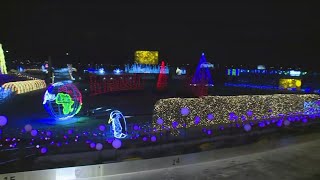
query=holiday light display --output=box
[157,61,168,90]
[124,63,169,74]
[227,69,240,76]
[191,53,213,85]
[43,81,82,120]
[189,53,213,97]
[108,110,127,138]
[14,73,39,80]
[67,64,76,80]
[55,93,75,115]
[224,83,279,90]
[289,70,301,77]
[0,87,14,103]
[1,80,46,94]
[176,67,186,75]
[152,94,320,132]
[53,66,77,81]
[113,68,123,74]
[0,44,7,74]
[257,65,266,70]
[134,51,158,65]
[279,79,302,90]
[228,68,307,76]
[89,74,144,96]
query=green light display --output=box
[55,93,74,115]
[0,43,7,74]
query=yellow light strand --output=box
[0,43,8,74]
[2,80,46,94]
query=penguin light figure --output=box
[108,110,127,138]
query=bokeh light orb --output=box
[24,124,32,132]
[151,136,157,142]
[96,143,103,151]
[43,81,82,120]
[172,121,179,128]
[284,120,290,126]
[0,116,8,127]
[244,124,251,132]
[31,129,38,136]
[112,139,122,149]
[157,118,164,125]
[180,107,190,116]
[40,147,47,154]
[133,125,139,131]
[207,114,214,121]
[194,116,200,125]
[99,125,106,131]
[90,142,96,148]
[302,118,308,123]
[46,131,52,136]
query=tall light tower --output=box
[0,43,8,74]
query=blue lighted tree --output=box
[191,53,213,85]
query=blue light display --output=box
[0,87,14,103]
[224,83,279,90]
[113,68,122,74]
[227,68,307,77]
[108,110,127,138]
[227,69,240,76]
[125,63,169,74]
[191,53,214,85]
[225,82,320,94]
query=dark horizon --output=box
[1,2,319,69]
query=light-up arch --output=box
[2,80,46,94]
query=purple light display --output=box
[90,142,96,148]
[180,107,190,116]
[99,125,106,131]
[112,139,122,149]
[244,124,251,132]
[0,116,7,126]
[31,130,38,136]
[151,136,157,142]
[157,118,164,125]
[96,143,103,151]
[207,114,214,120]
[41,147,47,154]
[194,116,200,125]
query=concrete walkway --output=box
[1,132,320,180]
[97,136,320,180]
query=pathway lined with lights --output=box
[1,132,319,180]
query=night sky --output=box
[0,2,319,69]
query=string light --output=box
[134,51,158,65]
[279,79,302,89]
[157,61,168,90]
[153,94,320,133]
[1,80,46,94]
[89,74,143,96]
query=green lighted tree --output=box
[0,44,8,74]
